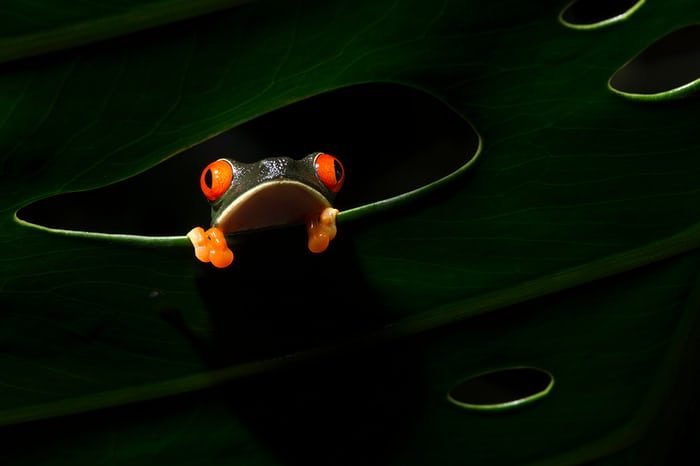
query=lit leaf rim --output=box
[558,0,646,31]
[446,366,555,412]
[14,120,483,246]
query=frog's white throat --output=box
[213,180,332,233]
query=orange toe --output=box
[306,207,339,253]
[210,248,234,268]
[188,226,235,267]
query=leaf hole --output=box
[16,83,480,238]
[609,24,700,100]
[447,367,554,412]
[559,0,645,30]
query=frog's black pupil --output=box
[333,160,343,182]
[205,169,213,188]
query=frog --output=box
[187,152,345,268]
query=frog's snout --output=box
[213,181,332,234]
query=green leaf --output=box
[1,0,700,463]
[0,0,254,64]
[608,24,700,101]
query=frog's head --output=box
[199,152,345,233]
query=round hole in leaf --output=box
[609,25,700,101]
[559,0,645,30]
[447,367,554,412]
[16,83,480,240]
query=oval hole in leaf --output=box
[609,25,700,100]
[16,83,480,239]
[447,367,554,411]
[559,0,645,30]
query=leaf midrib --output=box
[0,0,256,65]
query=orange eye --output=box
[200,159,233,201]
[314,153,344,193]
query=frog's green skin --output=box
[210,152,338,233]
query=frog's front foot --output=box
[306,207,339,253]
[187,226,234,268]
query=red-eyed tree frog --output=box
[188,152,345,268]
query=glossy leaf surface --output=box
[1,0,699,464]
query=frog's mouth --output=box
[213,180,332,233]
